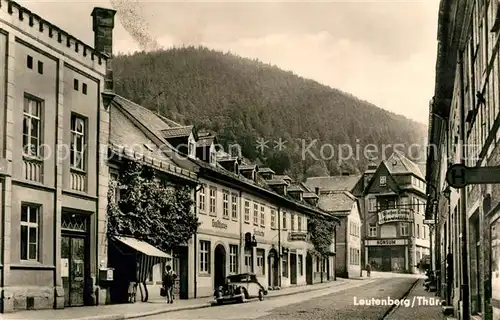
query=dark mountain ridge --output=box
[113,46,427,181]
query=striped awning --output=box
[113,236,172,258]
[112,236,172,283]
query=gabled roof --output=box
[259,167,275,174]
[317,191,356,213]
[288,184,304,192]
[303,192,319,199]
[161,126,194,139]
[384,151,424,179]
[196,134,217,148]
[113,95,171,133]
[305,175,361,192]
[275,175,292,182]
[240,164,257,171]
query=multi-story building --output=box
[0,0,115,312]
[105,93,341,302]
[361,152,429,274]
[427,1,500,319]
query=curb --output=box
[79,280,360,320]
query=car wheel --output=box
[258,290,264,301]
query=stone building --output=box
[427,1,500,319]
[0,1,115,312]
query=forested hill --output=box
[113,46,427,181]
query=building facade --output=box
[315,190,362,278]
[0,1,115,312]
[427,1,500,319]
[361,152,429,274]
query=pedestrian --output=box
[366,264,371,277]
[162,265,177,304]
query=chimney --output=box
[91,7,116,92]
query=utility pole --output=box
[458,51,470,320]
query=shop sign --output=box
[288,232,307,242]
[254,229,264,237]
[212,219,227,229]
[378,209,412,224]
[365,239,407,246]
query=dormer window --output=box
[380,176,386,186]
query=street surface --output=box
[140,277,418,320]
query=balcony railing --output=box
[23,156,43,183]
[70,169,87,192]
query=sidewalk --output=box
[386,279,450,320]
[1,279,354,320]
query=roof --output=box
[196,135,217,147]
[259,167,275,174]
[275,175,292,181]
[317,191,356,212]
[240,164,257,171]
[161,126,193,139]
[305,175,361,192]
[288,184,304,192]
[383,151,424,179]
[302,192,319,199]
[113,95,172,133]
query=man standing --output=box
[163,265,177,303]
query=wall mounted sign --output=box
[212,219,227,229]
[288,232,307,242]
[254,229,264,237]
[365,239,407,246]
[378,209,412,224]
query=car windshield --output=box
[227,274,255,282]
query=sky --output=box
[18,0,439,125]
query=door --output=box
[62,235,88,307]
[174,247,189,299]
[306,253,313,285]
[382,255,391,272]
[214,244,226,289]
[290,254,297,284]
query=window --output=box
[416,224,420,238]
[198,185,206,213]
[222,191,229,219]
[231,194,238,220]
[380,176,386,186]
[400,197,409,208]
[229,245,238,274]
[400,223,409,236]
[270,209,276,229]
[244,200,250,222]
[109,172,120,203]
[369,198,377,211]
[21,204,40,261]
[253,203,259,225]
[23,96,42,157]
[298,216,302,231]
[82,83,87,95]
[282,212,287,230]
[282,253,288,277]
[27,55,33,69]
[256,249,265,275]
[244,248,253,273]
[423,225,426,239]
[37,61,43,74]
[209,187,216,215]
[70,115,86,170]
[298,254,303,276]
[74,79,79,90]
[291,214,295,231]
[199,240,210,274]
[260,205,265,227]
[369,224,377,237]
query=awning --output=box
[113,236,172,259]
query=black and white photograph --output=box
[0,0,495,319]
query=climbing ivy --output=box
[107,159,199,252]
[307,216,336,256]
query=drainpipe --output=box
[194,184,203,299]
[278,207,282,288]
[458,50,470,320]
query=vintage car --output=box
[213,273,268,304]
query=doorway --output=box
[61,212,90,307]
[173,246,189,299]
[268,249,279,288]
[306,253,313,285]
[214,244,226,289]
[290,254,297,284]
[382,256,391,271]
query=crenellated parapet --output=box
[0,0,108,74]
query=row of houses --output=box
[0,1,345,313]
[426,1,500,320]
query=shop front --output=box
[365,239,408,272]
